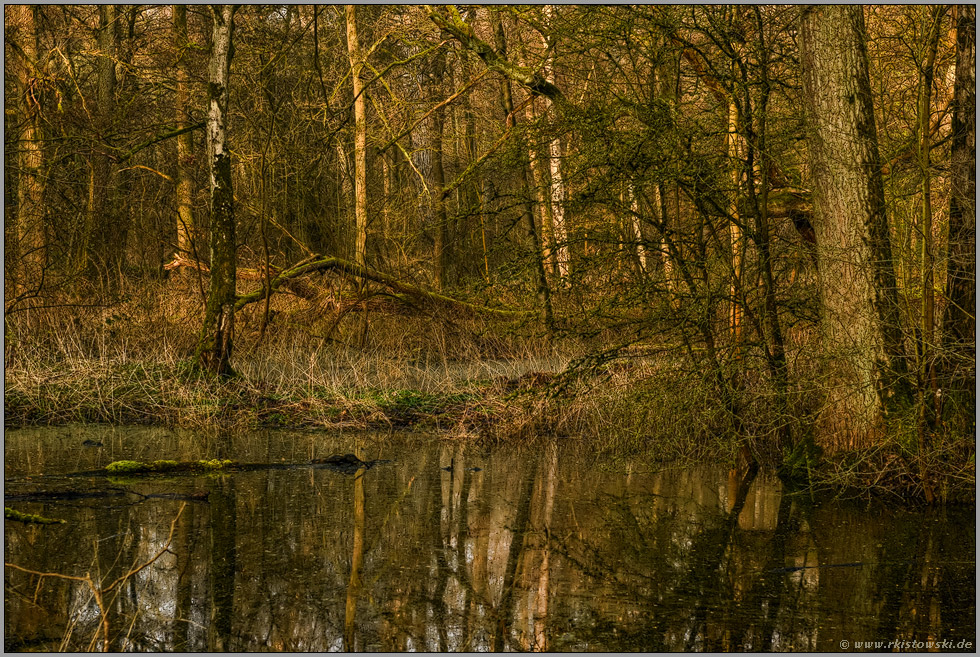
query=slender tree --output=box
[194,4,238,376]
[174,5,196,264]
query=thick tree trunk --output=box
[942,5,976,400]
[9,5,46,301]
[194,5,237,376]
[83,4,119,283]
[800,5,913,448]
[174,5,196,261]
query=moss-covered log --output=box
[5,507,66,525]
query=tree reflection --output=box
[4,437,974,652]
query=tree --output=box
[174,5,196,264]
[7,4,46,304]
[942,5,976,403]
[194,5,238,376]
[799,5,913,446]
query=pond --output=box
[4,426,976,652]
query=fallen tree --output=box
[170,253,535,319]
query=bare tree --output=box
[194,4,238,376]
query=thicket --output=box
[4,6,974,499]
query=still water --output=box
[4,426,975,652]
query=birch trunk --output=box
[194,5,237,376]
[542,5,570,282]
[491,9,554,330]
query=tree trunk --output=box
[82,4,119,283]
[799,5,913,448]
[430,46,450,291]
[942,5,976,401]
[194,5,237,376]
[174,5,196,262]
[346,5,370,341]
[9,4,46,301]
[727,96,744,348]
[346,5,367,273]
[491,9,553,330]
[541,5,570,283]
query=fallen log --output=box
[234,254,534,319]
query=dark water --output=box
[4,426,975,652]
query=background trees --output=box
[3,6,974,458]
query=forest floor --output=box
[4,281,975,502]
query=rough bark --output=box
[82,4,119,282]
[194,5,237,376]
[800,5,913,447]
[8,4,46,300]
[917,6,944,413]
[174,5,196,261]
[942,5,976,398]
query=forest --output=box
[4,4,976,501]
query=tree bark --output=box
[346,5,368,273]
[174,5,196,262]
[942,5,976,399]
[541,5,570,283]
[82,4,119,283]
[799,5,913,447]
[8,4,46,301]
[194,5,237,376]
[429,44,450,291]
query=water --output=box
[4,426,975,652]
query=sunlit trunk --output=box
[800,5,913,448]
[627,183,648,274]
[194,5,237,376]
[491,9,554,330]
[174,5,195,262]
[542,5,570,282]
[9,5,46,301]
[727,96,744,348]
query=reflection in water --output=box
[4,426,976,652]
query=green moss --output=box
[105,459,234,475]
[197,459,233,470]
[5,507,66,525]
[106,460,150,474]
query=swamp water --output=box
[4,426,975,652]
